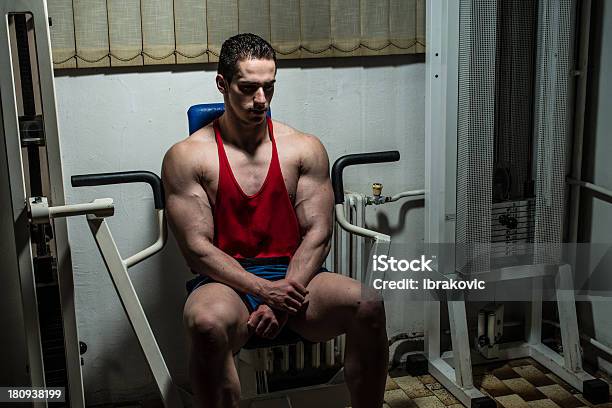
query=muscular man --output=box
[162,33,388,408]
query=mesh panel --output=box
[456,0,575,270]
[533,0,576,262]
[456,0,496,275]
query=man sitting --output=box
[162,33,388,408]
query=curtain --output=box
[49,0,425,68]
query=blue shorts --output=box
[186,257,328,312]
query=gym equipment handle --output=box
[71,171,164,209]
[331,151,400,205]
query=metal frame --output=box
[0,12,46,402]
[568,0,593,243]
[425,1,486,405]
[425,1,601,406]
[568,177,612,201]
[85,211,183,408]
[29,198,184,408]
[438,264,591,392]
[0,1,84,407]
[0,2,183,402]
[335,202,391,290]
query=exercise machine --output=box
[422,0,609,406]
[1,1,84,406]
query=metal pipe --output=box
[29,197,115,223]
[441,320,523,337]
[124,210,167,268]
[296,341,305,370]
[487,313,496,346]
[587,337,612,359]
[335,204,390,242]
[333,210,342,275]
[388,332,425,346]
[543,319,612,358]
[478,311,486,342]
[567,177,612,201]
[348,196,358,280]
[569,0,592,242]
[365,189,425,205]
[388,189,426,202]
[49,198,114,218]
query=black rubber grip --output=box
[71,171,164,209]
[331,151,400,204]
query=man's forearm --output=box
[285,232,331,286]
[186,241,267,296]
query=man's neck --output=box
[218,109,268,153]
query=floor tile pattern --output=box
[367,358,612,408]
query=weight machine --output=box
[421,1,609,407]
[1,1,84,406]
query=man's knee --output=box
[353,300,386,332]
[186,312,231,350]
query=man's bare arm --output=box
[162,141,307,313]
[285,134,334,286]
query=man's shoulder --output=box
[162,124,217,182]
[166,124,216,159]
[272,120,325,152]
[272,120,329,174]
[183,123,217,147]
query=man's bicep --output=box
[166,188,214,243]
[294,137,334,234]
[162,146,214,252]
[295,177,334,236]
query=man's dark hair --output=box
[218,33,277,83]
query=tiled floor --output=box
[375,358,612,408]
[92,358,612,407]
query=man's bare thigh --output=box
[183,282,251,352]
[287,272,376,342]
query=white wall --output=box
[54,55,426,404]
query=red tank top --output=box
[212,117,301,259]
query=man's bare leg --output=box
[183,282,251,408]
[344,296,388,408]
[288,272,388,408]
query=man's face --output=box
[219,58,276,125]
